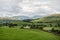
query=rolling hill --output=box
[31,14,60,27]
[32,14,60,23]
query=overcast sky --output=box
[0,0,60,17]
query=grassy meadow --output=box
[0,27,60,40]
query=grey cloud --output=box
[0,0,60,18]
[49,0,60,12]
[0,0,22,17]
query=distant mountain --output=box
[32,14,60,23]
[12,16,31,20]
[0,13,60,21]
[12,15,44,20]
[31,15,43,19]
[0,17,19,23]
[0,17,17,20]
[0,15,42,23]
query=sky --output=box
[0,0,60,17]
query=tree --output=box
[50,24,52,27]
[8,23,17,28]
[57,23,60,27]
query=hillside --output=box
[0,17,21,23]
[31,14,60,27]
[32,14,60,22]
[0,17,18,20]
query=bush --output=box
[56,30,60,34]
[39,27,43,30]
[20,27,24,29]
[51,28,55,32]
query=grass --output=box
[0,27,60,40]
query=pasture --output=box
[0,27,60,40]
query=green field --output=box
[0,27,60,40]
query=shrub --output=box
[20,27,24,29]
[56,30,60,34]
[39,27,43,30]
[51,28,55,32]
